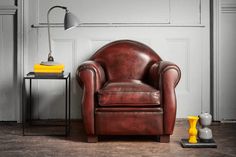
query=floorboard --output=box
[0,120,235,157]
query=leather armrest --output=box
[76,61,106,135]
[149,61,181,135]
[149,61,181,89]
[76,60,106,91]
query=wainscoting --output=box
[0,0,23,121]
[213,0,236,121]
[23,0,210,120]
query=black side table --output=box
[22,72,71,136]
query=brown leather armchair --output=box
[76,40,181,143]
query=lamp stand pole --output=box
[39,5,79,66]
[46,6,67,62]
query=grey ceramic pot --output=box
[198,113,213,140]
[199,128,213,140]
[199,112,212,126]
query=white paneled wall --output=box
[0,0,15,6]
[38,0,170,24]
[0,4,16,121]
[170,0,201,24]
[24,0,210,119]
[214,0,236,121]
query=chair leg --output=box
[159,135,170,143]
[87,135,98,143]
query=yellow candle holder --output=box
[188,116,199,144]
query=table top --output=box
[24,72,70,79]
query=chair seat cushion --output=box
[98,80,160,107]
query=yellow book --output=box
[34,64,64,70]
[34,69,63,73]
[34,64,64,73]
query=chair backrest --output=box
[90,40,161,81]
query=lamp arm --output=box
[47,6,67,61]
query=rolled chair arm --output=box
[76,61,106,136]
[149,61,181,135]
[77,61,106,91]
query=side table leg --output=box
[22,78,25,136]
[29,79,32,125]
[68,74,71,135]
[65,77,68,136]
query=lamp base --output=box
[40,61,61,66]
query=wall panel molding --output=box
[37,0,170,24]
[0,0,15,6]
[213,0,220,121]
[51,38,76,72]
[31,23,205,28]
[89,39,112,53]
[221,3,236,13]
[166,38,190,93]
[0,6,17,15]
[30,0,206,27]
[24,0,210,118]
[170,0,202,24]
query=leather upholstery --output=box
[95,110,163,135]
[149,61,181,134]
[98,81,160,106]
[90,40,161,81]
[76,40,181,142]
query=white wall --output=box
[0,1,19,121]
[0,14,15,121]
[213,0,236,121]
[23,0,210,119]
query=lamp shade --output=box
[64,12,80,30]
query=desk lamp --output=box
[40,5,79,66]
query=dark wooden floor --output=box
[0,120,236,157]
